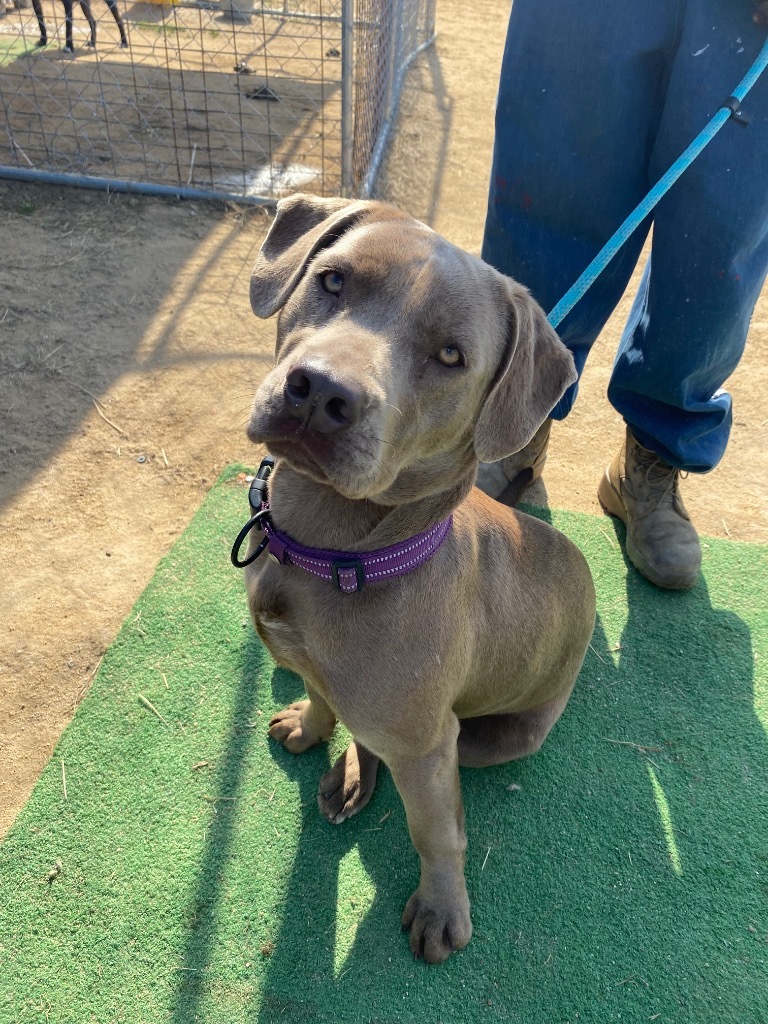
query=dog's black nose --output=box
[284,365,363,433]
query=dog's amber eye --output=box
[321,271,344,295]
[436,346,464,367]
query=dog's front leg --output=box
[268,681,336,754]
[388,719,472,963]
[318,740,380,824]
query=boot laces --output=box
[633,445,680,508]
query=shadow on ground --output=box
[0,183,270,514]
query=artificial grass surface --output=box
[0,38,41,69]
[1,467,767,1023]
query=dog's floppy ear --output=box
[250,193,373,318]
[474,277,577,462]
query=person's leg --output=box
[598,0,768,588]
[481,0,679,418]
[608,0,768,473]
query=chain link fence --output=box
[0,0,435,202]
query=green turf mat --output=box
[2,468,767,1024]
[0,39,45,70]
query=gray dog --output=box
[240,194,596,963]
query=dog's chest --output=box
[247,565,310,675]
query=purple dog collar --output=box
[261,505,453,594]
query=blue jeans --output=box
[482,0,768,472]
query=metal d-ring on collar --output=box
[230,455,275,568]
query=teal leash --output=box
[547,37,768,330]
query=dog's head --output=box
[247,194,576,504]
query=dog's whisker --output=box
[357,449,387,472]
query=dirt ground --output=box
[2,0,767,837]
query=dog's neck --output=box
[268,461,476,552]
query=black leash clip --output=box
[248,454,275,512]
[722,95,751,127]
[231,455,275,568]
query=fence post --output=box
[385,0,404,127]
[340,0,355,196]
[425,0,436,39]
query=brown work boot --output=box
[476,419,552,504]
[598,427,701,590]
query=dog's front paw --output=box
[401,889,472,964]
[318,741,380,824]
[268,700,333,753]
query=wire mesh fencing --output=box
[0,0,435,202]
